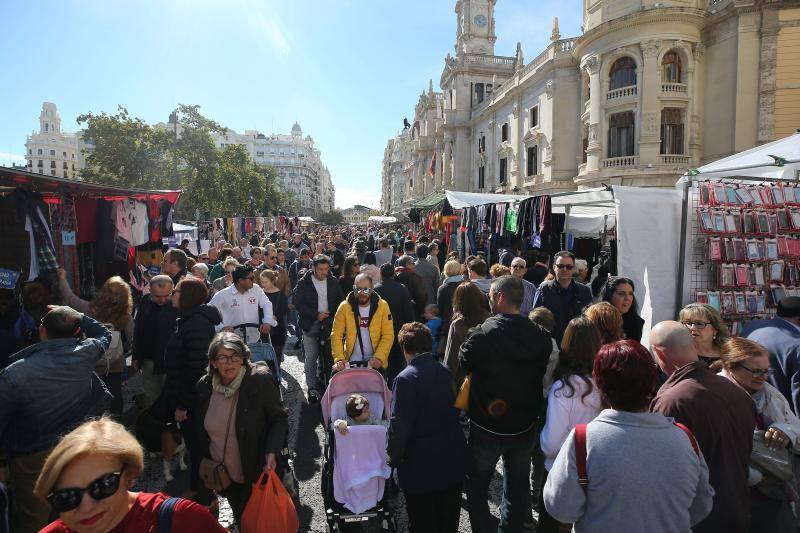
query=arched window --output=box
[662,52,682,83]
[609,57,637,90]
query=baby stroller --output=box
[320,363,397,532]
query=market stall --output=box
[0,166,181,296]
[677,132,800,335]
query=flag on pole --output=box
[478,137,486,167]
[428,151,437,177]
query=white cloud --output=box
[0,152,26,166]
[244,2,291,56]
[335,186,381,210]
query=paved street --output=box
[130,332,514,532]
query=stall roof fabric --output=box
[0,166,182,204]
[412,190,448,210]
[444,190,532,209]
[679,132,800,181]
[368,216,397,224]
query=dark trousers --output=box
[221,481,250,526]
[466,429,535,533]
[404,482,463,533]
[99,372,123,418]
[180,412,203,493]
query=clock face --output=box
[474,14,487,28]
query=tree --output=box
[317,209,344,225]
[77,103,299,220]
[77,106,172,189]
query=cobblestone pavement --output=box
[130,334,521,532]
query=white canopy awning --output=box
[368,216,397,224]
[298,216,315,223]
[444,190,531,209]
[679,132,800,182]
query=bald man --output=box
[650,321,755,533]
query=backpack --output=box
[574,422,699,493]
[95,325,124,376]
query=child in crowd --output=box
[424,304,443,356]
[334,394,388,434]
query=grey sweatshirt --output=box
[543,409,714,533]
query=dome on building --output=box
[291,122,302,136]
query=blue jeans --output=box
[466,428,535,533]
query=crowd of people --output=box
[2,223,800,533]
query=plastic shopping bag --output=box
[241,470,300,533]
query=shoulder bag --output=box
[199,397,237,492]
[751,429,794,482]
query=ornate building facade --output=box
[211,122,335,217]
[381,0,800,212]
[25,102,92,179]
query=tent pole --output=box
[675,178,691,318]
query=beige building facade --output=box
[381,0,800,213]
[25,102,91,179]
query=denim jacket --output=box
[0,314,112,458]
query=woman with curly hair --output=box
[57,268,133,417]
[585,302,625,344]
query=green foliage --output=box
[317,209,344,225]
[77,104,298,219]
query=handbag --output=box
[454,374,471,411]
[199,397,237,492]
[751,430,794,482]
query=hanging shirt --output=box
[350,305,374,362]
[112,201,133,243]
[208,284,277,343]
[129,201,149,246]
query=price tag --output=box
[0,268,21,289]
[62,231,76,246]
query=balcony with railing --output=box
[607,86,637,101]
[602,156,638,168]
[661,83,688,95]
[660,155,691,166]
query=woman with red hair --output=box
[543,340,714,531]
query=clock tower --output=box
[455,0,497,56]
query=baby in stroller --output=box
[321,368,395,529]
[333,394,390,435]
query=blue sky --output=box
[0,0,581,209]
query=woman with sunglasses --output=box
[196,332,288,525]
[210,257,239,297]
[36,418,225,532]
[679,303,729,366]
[712,337,800,532]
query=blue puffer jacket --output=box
[0,314,112,458]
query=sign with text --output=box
[0,268,21,289]
[62,231,76,246]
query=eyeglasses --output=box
[48,468,124,513]
[214,354,243,364]
[354,287,372,294]
[555,264,575,270]
[681,321,711,330]
[737,364,773,378]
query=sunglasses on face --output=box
[354,287,372,294]
[48,468,124,513]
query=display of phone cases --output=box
[746,239,762,261]
[714,211,727,233]
[725,212,741,234]
[768,212,779,234]
[790,210,800,230]
[766,239,779,260]
[724,239,735,261]
[732,238,746,261]
[757,212,770,233]
[708,291,721,312]
[699,210,715,232]
[770,260,786,283]
[735,292,747,314]
[754,265,766,286]
[721,291,736,315]
[714,183,727,205]
[743,211,755,234]
[720,264,735,287]
[735,264,750,286]
[774,186,786,206]
[778,209,791,231]
[708,238,723,261]
[726,186,738,205]
[778,236,790,257]
[752,189,765,206]
[699,183,711,206]
[746,291,759,314]
[736,188,754,205]
[772,285,786,306]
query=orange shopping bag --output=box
[241,470,300,533]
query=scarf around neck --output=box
[212,366,246,398]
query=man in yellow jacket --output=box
[331,273,394,371]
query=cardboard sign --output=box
[61,231,76,246]
[0,268,21,289]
